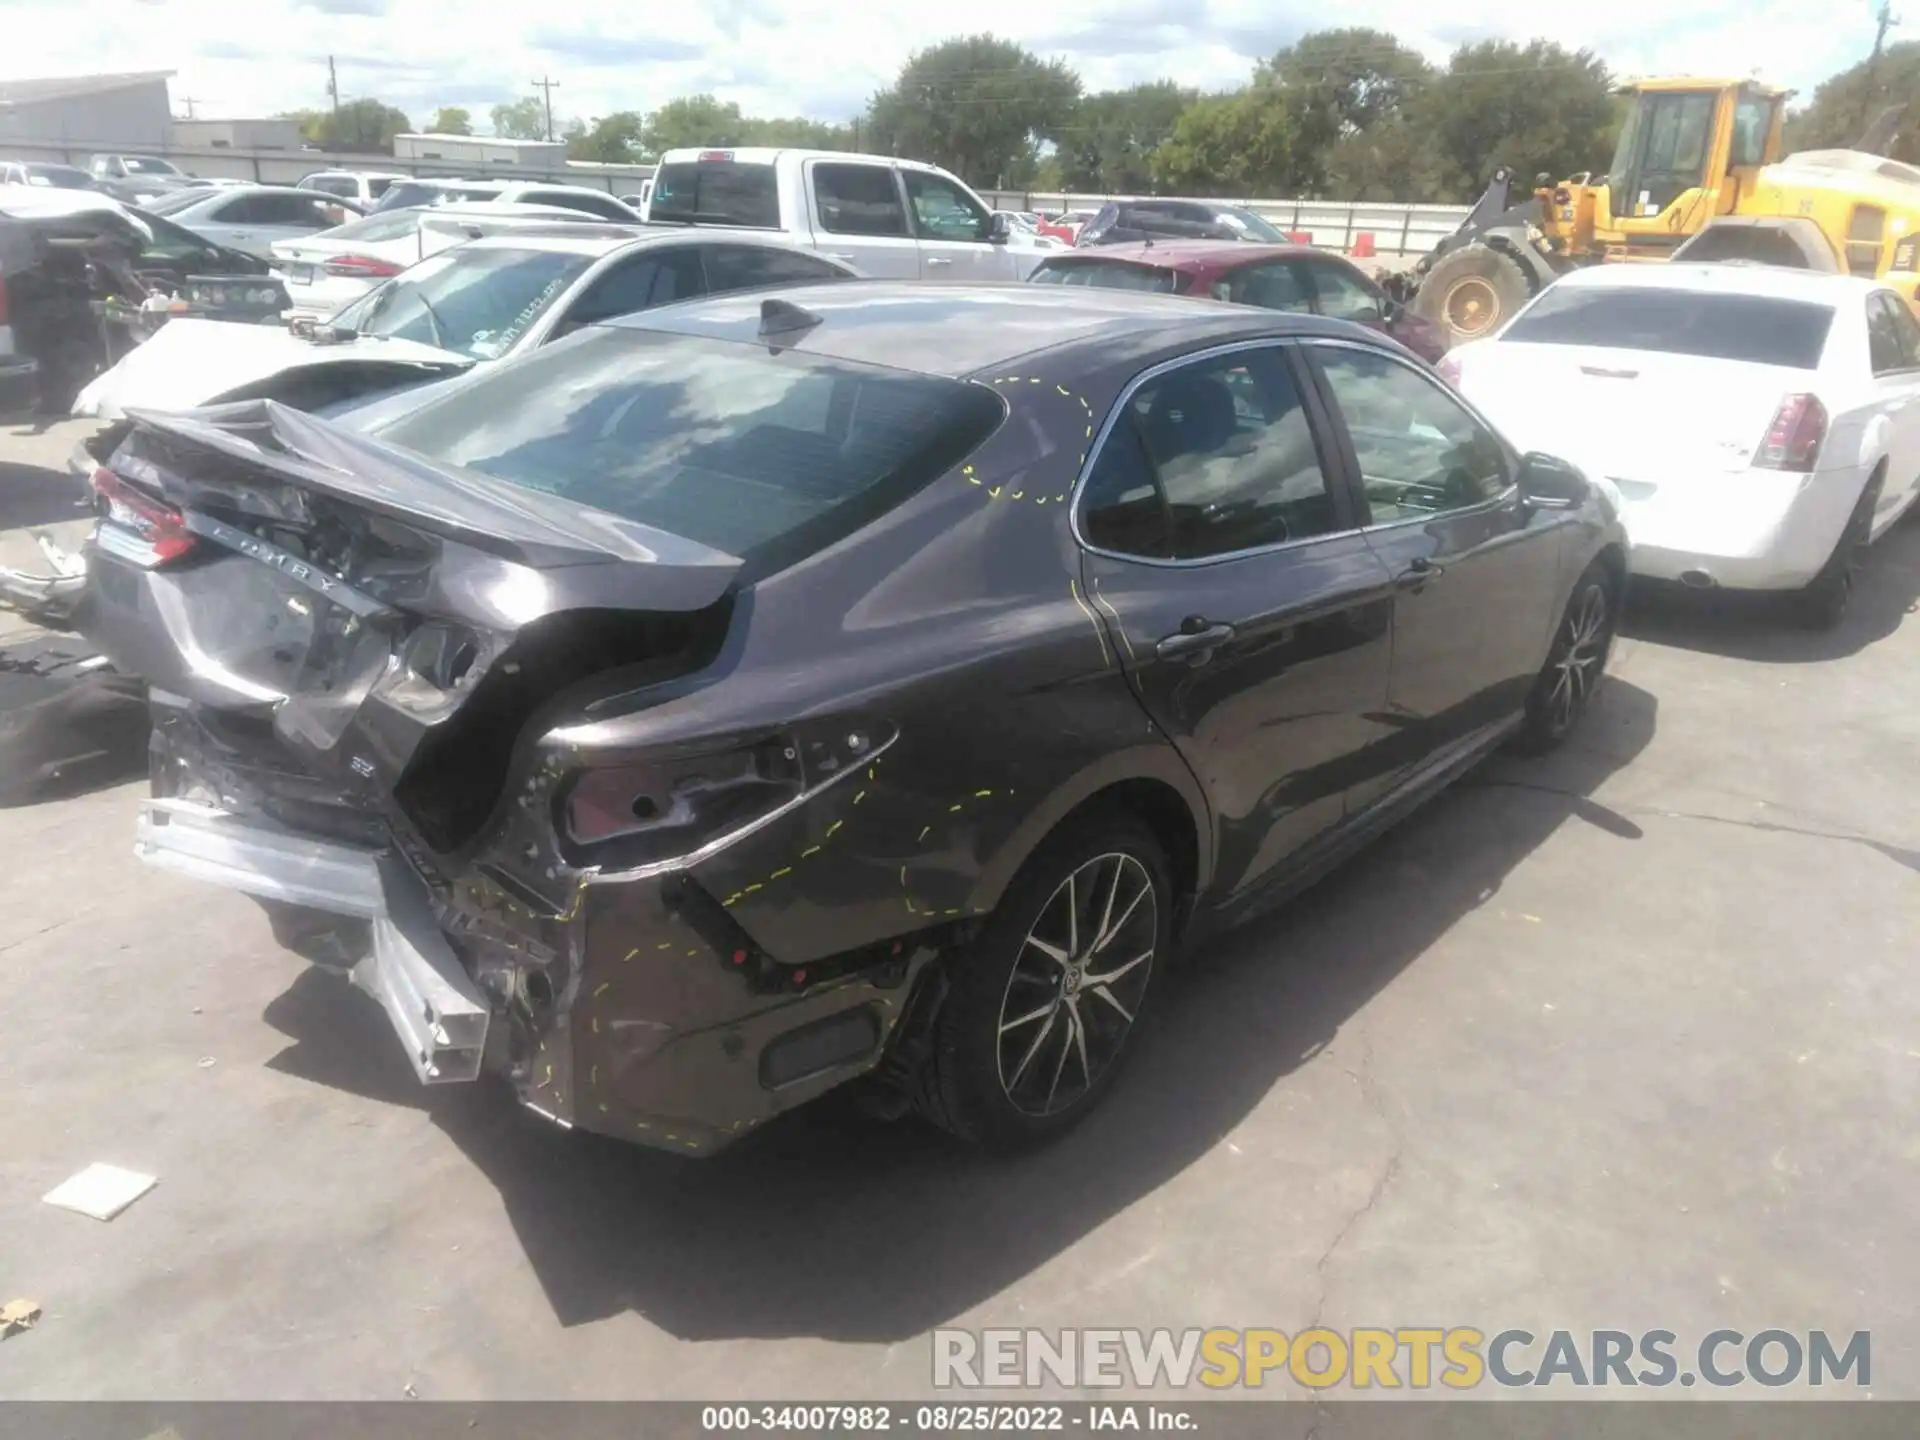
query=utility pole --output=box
[531,76,560,141]
[177,96,200,119]
[1865,0,1899,123]
[327,55,340,119]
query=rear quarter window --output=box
[1503,287,1835,369]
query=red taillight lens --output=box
[89,465,196,566]
[1755,393,1827,472]
[319,254,403,279]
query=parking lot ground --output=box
[0,422,1917,1401]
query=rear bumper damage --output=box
[136,708,932,1154]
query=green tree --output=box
[427,106,472,135]
[1054,81,1196,192]
[746,115,860,150]
[568,111,645,163]
[1148,87,1296,195]
[491,97,549,140]
[1416,40,1614,198]
[867,34,1080,187]
[1267,28,1432,194]
[641,94,751,155]
[299,98,410,154]
[1786,40,1920,162]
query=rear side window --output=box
[377,329,1003,569]
[560,249,707,329]
[649,161,780,228]
[1867,293,1920,374]
[1082,347,1339,559]
[1029,260,1178,293]
[811,163,909,238]
[1224,261,1311,310]
[1503,287,1835,369]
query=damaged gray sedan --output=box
[79,283,1624,1154]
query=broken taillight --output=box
[320,254,404,279]
[1754,393,1828,472]
[89,466,196,566]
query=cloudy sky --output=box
[0,0,1863,129]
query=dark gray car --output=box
[79,284,1625,1155]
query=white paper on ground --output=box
[41,1164,157,1221]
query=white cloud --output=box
[0,0,1867,127]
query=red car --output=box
[1026,241,1448,363]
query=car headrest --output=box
[1141,372,1238,462]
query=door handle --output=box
[926,256,954,267]
[1395,557,1445,589]
[1156,620,1236,662]
[825,252,857,262]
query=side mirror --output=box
[1518,451,1591,508]
[988,212,1011,244]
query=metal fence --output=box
[0,137,654,195]
[981,191,1472,255]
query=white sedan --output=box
[1446,264,1920,626]
[140,185,364,258]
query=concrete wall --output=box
[170,118,306,152]
[0,81,172,150]
[0,136,654,194]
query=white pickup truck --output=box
[645,147,1059,281]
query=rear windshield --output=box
[1502,286,1835,368]
[375,328,1004,568]
[141,190,205,216]
[1029,259,1179,293]
[649,161,780,228]
[317,209,427,244]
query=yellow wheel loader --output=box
[1401,77,1920,346]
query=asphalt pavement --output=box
[0,417,1916,1401]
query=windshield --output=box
[1503,286,1834,368]
[29,166,94,190]
[1030,259,1180,293]
[649,161,780,228]
[124,157,184,176]
[376,328,1003,569]
[1213,206,1285,242]
[328,247,593,359]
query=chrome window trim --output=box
[1066,334,1370,570]
[1301,335,1522,526]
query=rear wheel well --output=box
[1048,778,1200,924]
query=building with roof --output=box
[169,117,306,152]
[0,71,174,148]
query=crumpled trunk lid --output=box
[83,399,739,854]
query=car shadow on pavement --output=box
[262,678,1658,1344]
[0,460,87,531]
[1619,515,1920,663]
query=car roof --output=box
[1051,240,1321,271]
[457,227,667,258]
[1549,262,1887,304]
[0,184,134,223]
[605,280,1370,378]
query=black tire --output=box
[1514,559,1617,755]
[916,809,1172,1151]
[1415,243,1536,346]
[1792,471,1881,630]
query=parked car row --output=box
[44,142,1920,1167]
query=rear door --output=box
[899,169,1008,281]
[1076,341,1397,904]
[1304,340,1566,799]
[804,160,918,279]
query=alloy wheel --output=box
[1547,582,1609,734]
[1443,277,1500,339]
[994,852,1158,1118]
